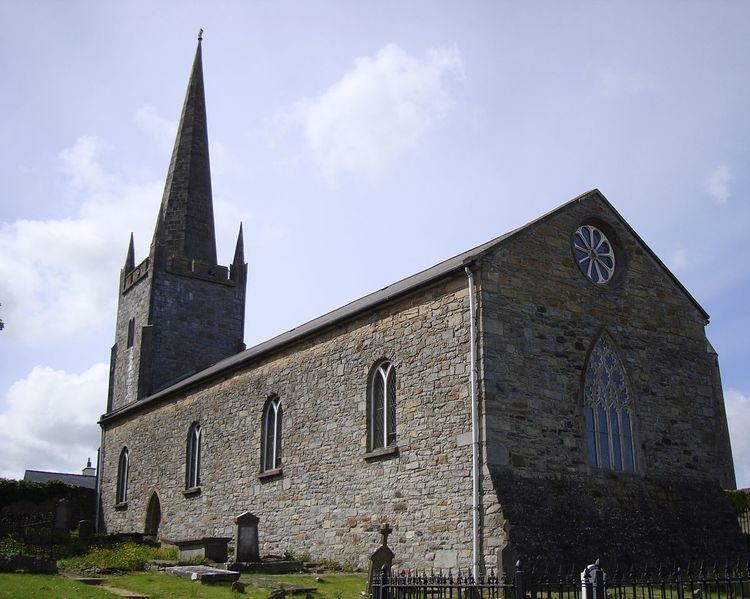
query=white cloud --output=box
[0,134,291,345]
[133,105,177,152]
[258,224,291,247]
[287,43,464,185]
[0,363,107,479]
[671,247,688,271]
[0,136,161,344]
[59,135,112,190]
[726,388,750,488]
[705,164,732,204]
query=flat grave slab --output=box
[165,564,241,584]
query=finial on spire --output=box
[198,28,203,42]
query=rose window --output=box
[573,225,615,284]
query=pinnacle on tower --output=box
[124,233,135,271]
[152,36,217,265]
[230,222,246,282]
[233,222,245,266]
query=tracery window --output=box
[573,224,616,285]
[261,396,282,472]
[583,334,636,472]
[369,361,397,451]
[116,447,129,504]
[186,422,201,489]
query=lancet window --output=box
[186,422,202,489]
[369,361,397,451]
[261,396,283,472]
[116,447,129,504]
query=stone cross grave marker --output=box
[367,522,395,595]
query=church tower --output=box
[106,36,247,413]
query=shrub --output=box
[59,541,178,573]
[726,489,750,515]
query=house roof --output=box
[100,188,709,426]
[23,470,97,490]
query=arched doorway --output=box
[144,492,161,539]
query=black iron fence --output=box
[372,558,750,599]
[0,512,56,559]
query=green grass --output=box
[110,571,367,598]
[104,572,263,598]
[0,574,114,598]
[242,572,367,597]
[0,570,368,598]
[58,540,178,573]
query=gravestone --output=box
[367,523,395,595]
[234,511,260,563]
[78,519,93,541]
[54,498,70,530]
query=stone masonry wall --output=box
[478,192,742,565]
[110,267,154,412]
[102,275,477,570]
[149,267,244,394]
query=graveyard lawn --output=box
[0,574,114,598]
[0,571,368,598]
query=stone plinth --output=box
[174,537,231,563]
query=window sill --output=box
[114,501,128,511]
[258,468,282,480]
[364,445,399,461]
[183,486,202,497]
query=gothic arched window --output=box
[116,447,129,504]
[583,334,636,472]
[186,422,202,489]
[261,396,282,472]
[369,361,397,451]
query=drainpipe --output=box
[95,429,104,532]
[465,266,480,580]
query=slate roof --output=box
[24,470,97,490]
[100,189,709,425]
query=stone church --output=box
[99,39,743,572]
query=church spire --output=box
[124,232,135,271]
[152,34,217,264]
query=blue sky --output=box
[0,1,748,485]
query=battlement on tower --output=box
[122,257,150,294]
[165,255,238,286]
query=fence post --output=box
[676,567,685,599]
[581,562,595,599]
[515,560,526,599]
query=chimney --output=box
[82,457,96,477]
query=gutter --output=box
[465,265,480,580]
